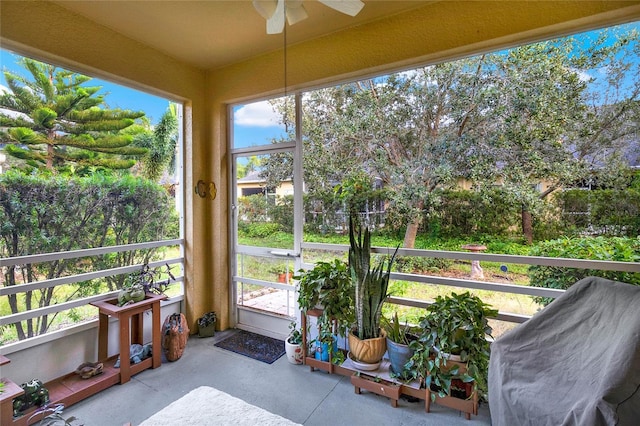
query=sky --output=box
[0,48,284,148]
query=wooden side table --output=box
[1,355,25,426]
[91,293,166,384]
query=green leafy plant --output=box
[349,216,398,340]
[313,312,344,365]
[383,312,419,380]
[408,292,497,400]
[529,236,640,305]
[288,321,302,345]
[295,259,353,334]
[382,312,418,345]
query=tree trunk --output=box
[521,207,533,245]
[403,219,420,249]
[403,200,425,248]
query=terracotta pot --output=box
[348,329,387,364]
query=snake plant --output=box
[348,216,397,340]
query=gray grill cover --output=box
[489,276,640,426]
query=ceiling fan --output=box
[253,0,365,34]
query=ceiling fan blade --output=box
[253,0,277,20]
[286,3,308,26]
[266,0,286,34]
[318,0,365,17]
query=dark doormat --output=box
[214,330,285,364]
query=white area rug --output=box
[139,386,301,426]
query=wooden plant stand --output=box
[300,308,479,420]
[3,294,166,425]
[351,373,402,407]
[425,359,478,420]
[91,293,165,383]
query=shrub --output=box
[557,189,640,236]
[424,188,521,238]
[0,170,178,340]
[239,222,281,238]
[528,236,640,305]
[394,256,453,273]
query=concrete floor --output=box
[64,329,492,426]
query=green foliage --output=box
[270,195,294,231]
[198,312,217,328]
[239,222,281,238]
[382,312,419,345]
[0,170,177,340]
[29,403,80,426]
[314,312,344,365]
[334,171,386,223]
[0,57,146,173]
[349,217,398,340]
[118,263,175,306]
[136,104,179,181]
[287,321,302,345]
[237,194,269,223]
[528,236,640,305]
[557,189,640,236]
[408,292,497,400]
[295,259,353,333]
[394,256,453,274]
[265,26,640,244]
[426,188,521,238]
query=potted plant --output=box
[295,258,353,333]
[408,291,497,401]
[285,321,304,364]
[269,263,293,284]
[347,216,397,366]
[382,312,419,379]
[197,311,217,338]
[117,263,175,307]
[312,312,343,364]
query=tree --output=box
[261,25,640,246]
[135,104,179,181]
[0,58,147,173]
[294,59,496,247]
[473,28,640,242]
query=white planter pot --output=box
[285,339,303,364]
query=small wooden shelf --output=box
[426,392,478,420]
[304,350,352,376]
[1,378,25,426]
[352,373,402,407]
[425,360,478,420]
[8,357,122,426]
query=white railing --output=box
[5,237,636,339]
[0,239,184,330]
[299,242,640,324]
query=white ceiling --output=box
[53,0,426,70]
